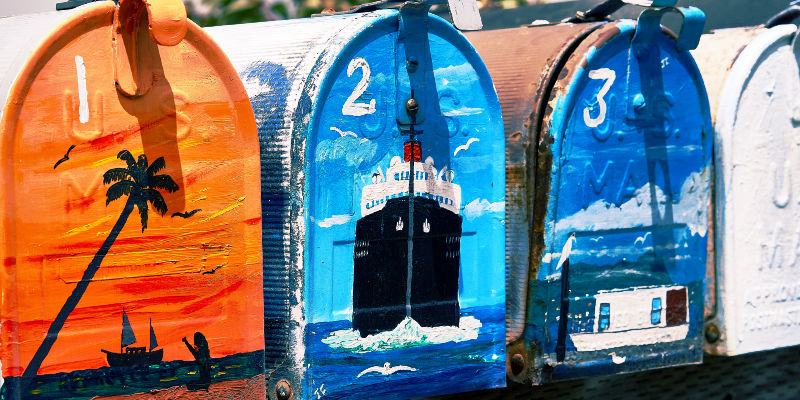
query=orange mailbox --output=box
[0,1,262,399]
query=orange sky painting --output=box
[0,4,263,377]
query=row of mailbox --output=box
[0,0,797,399]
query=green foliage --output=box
[184,0,387,26]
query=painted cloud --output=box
[463,198,505,220]
[555,168,709,237]
[315,134,378,167]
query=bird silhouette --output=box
[357,362,416,378]
[171,209,201,218]
[202,265,224,275]
[53,145,76,169]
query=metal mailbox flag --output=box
[693,5,800,356]
[206,3,505,399]
[0,1,263,398]
[467,0,711,384]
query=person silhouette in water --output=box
[183,332,211,390]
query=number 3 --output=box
[583,68,615,128]
[342,57,376,117]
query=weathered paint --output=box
[465,21,604,380]
[693,23,800,356]
[207,9,505,400]
[468,7,711,384]
[0,1,263,398]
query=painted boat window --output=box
[598,303,610,331]
[651,297,662,325]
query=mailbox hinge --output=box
[396,2,430,125]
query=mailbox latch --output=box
[112,0,188,97]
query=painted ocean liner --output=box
[352,140,463,336]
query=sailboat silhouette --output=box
[101,307,163,367]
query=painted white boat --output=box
[570,285,690,352]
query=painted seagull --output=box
[53,144,76,169]
[555,232,576,272]
[453,137,479,156]
[634,232,651,246]
[330,126,369,143]
[609,352,626,364]
[357,362,417,378]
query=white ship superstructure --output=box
[361,156,461,217]
[570,285,689,351]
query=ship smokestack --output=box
[404,139,421,162]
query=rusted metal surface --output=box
[467,20,600,343]
[466,24,602,382]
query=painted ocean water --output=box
[0,351,263,399]
[305,304,506,400]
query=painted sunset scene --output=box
[0,22,263,399]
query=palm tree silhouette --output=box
[19,150,179,389]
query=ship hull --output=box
[102,348,163,368]
[353,196,461,337]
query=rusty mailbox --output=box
[0,1,264,398]
[693,6,800,356]
[467,0,711,383]
[206,3,506,399]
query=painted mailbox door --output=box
[0,2,263,398]
[306,17,506,399]
[535,20,711,379]
[694,24,800,355]
[207,10,505,399]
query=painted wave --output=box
[321,316,481,353]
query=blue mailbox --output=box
[468,1,711,383]
[207,5,505,399]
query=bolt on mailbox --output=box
[205,3,506,399]
[0,1,263,398]
[467,0,711,384]
[692,5,800,356]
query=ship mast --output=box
[403,97,421,319]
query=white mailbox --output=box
[693,11,800,355]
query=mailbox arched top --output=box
[714,24,798,144]
[298,11,501,147]
[1,1,254,138]
[545,21,712,149]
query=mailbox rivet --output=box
[632,94,646,112]
[407,56,419,73]
[705,323,720,344]
[406,98,419,119]
[510,353,525,375]
[275,379,292,400]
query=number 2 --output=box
[342,57,376,117]
[583,68,615,128]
